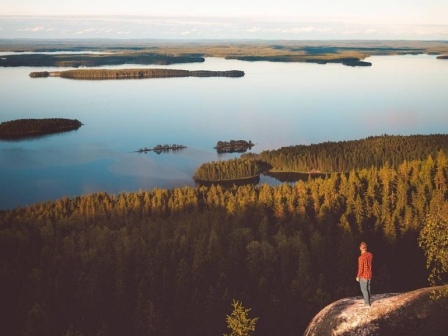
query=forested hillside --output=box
[1,151,447,336]
[243,134,448,173]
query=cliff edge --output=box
[304,286,448,336]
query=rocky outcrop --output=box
[304,286,448,336]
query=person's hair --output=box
[360,242,367,250]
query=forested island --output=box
[214,139,254,153]
[1,148,447,335]
[29,68,245,80]
[135,144,187,153]
[0,118,82,139]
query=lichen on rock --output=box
[304,286,448,336]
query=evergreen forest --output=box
[195,134,448,182]
[194,158,260,182]
[243,134,448,173]
[1,146,447,335]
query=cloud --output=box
[281,26,331,33]
[342,29,362,35]
[179,28,200,36]
[246,26,332,35]
[247,26,261,33]
[96,28,114,33]
[18,26,46,32]
[73,27,131,35]
[164,18,226,26]
[30,26,45,32]
[75,28,96,35]
[412,27,448,36]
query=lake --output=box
[1,54,447,209]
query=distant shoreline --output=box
[3,40,448,70]
[225,55,372,67]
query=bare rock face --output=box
[304,286,448,336]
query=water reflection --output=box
[195,175,260,188]
[263,171,328,183]
[0,127,81,141]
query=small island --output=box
[214,139,254,153]
[30,69,245,80]
[0,118,82,139]
[135,144,187,154]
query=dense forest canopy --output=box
[243,134,448,173]
[1,149,447,335]
[196,134,448,182]
[194,158,260,182]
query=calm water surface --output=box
[1,54,447,209]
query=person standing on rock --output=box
[356,241,373,306]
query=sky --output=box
[1,1,447,40]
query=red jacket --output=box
[357,251,373,279]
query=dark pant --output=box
[359,278,371,305]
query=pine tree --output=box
[224,300,258,336]
[418,211,448,298]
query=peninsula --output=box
[29,68,245,80]
[0,118,82,139]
